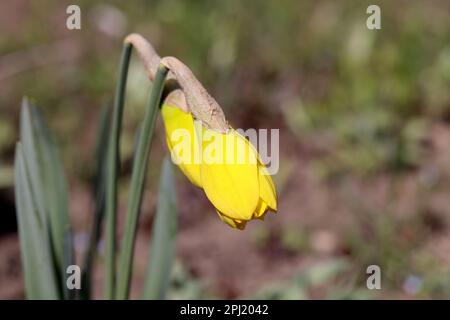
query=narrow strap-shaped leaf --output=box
[116,64,169,299]
[19,99,72,298]
[30,104,72,297]
[81,105,110,300]
[19,100,46,226]
[105,43,133,299]
[14,143,60,299]
[142,157,177,299]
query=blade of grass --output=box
[105,43,132,299]
[14,143,59,299]
[81,105,110,300]
[142,157,177,299]
[116,64,169,299]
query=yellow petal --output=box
[200,128,259,220]
[253,200,268,219]
[161,104,202,187]
[216,210,247,230]
[235,132,278,212]
[258,164,277,211]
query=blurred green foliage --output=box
[2,0,450,299]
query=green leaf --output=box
[29,103,72,297]
[104,43,133,299]
[116,64,168,299]
[17,98,72,298]
[14,143,59,299]
[142,157,177,299]
[20,100,46,225]
[81,105,110,300]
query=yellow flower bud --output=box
[161,104,277,229]
[123,34,278,229]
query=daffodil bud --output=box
[161,104,277,230]
[123,33,277,229]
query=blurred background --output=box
[1,0,450,299]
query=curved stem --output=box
[124,34,188,112]
[124,33,163,82]
[116,65,169,299]
[103,34,180,300]
[104,43,132,299]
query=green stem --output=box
[116,65,169,299]
[104,43,132,299]
[81,105,110,300]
